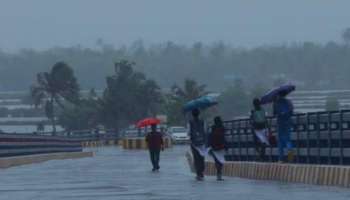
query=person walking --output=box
[273,91,294,163]
[145,124,164,172]
[250,98,270,161]
[189,108,207,181]
[208,116,227,181]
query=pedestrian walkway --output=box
[0,146,349,200]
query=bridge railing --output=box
[0,129,119,142]
[0,133,84,157]
[0,129,120,157]
[223,110,350,165]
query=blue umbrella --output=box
[260,84,296,104]
[183,94,219,112]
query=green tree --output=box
[101,60,162,130]
[58,98,100,131]
[31,62,80,134]
[325,96,340,111]
[218,79,249,119]
[162,94,185,126]
[88,88,98,99]
[36,122,45,132]
[2,39,350,91]
[172,79,207,101]
[342,28,350,45]
[164,79,207,125]
[250,83,267,99]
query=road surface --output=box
[0,146,350,200]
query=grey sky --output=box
[0,0,350,50]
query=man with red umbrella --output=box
[140,118,164,172]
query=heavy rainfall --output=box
[1,1,350,200]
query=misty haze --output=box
[1,1,350,200]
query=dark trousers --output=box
[191,146,205,177]
[277,126,293,161]
[253,134,266,161]
[209,150,223,175]
[149,149,160,169]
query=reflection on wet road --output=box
[0,146,350,200]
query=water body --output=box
[0,146,349,200]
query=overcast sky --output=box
[0,0,350,50]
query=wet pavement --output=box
[0,146,350,200]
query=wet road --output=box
[0,146,350,200]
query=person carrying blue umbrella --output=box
[184,94,218,181]
[261,84,295,163]
[274,90,294,163]
[189,108,207,181]
[183,94,218,113]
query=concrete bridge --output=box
[1,146,350,200]
[1,110,350,199]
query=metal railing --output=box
[0,129,119,142]
[223,110,350,165]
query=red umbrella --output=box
[136,118,161,128]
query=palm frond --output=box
[30,85,47,107]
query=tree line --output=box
[2,28,350,92]
[30,60,274,134]
[31,58,347,134]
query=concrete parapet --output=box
[122,137,172,150]
[81,141,104,148]
[106,140,117,145]
[186,152,350,188]
[0,151,94,169]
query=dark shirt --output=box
[145,131,163,150]
[189,119,206,146]
[273,98,293,127]
[208,125,226,151]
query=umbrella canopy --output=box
[136,118,161,128]
[183,94,219,112]
[260,84,296,104]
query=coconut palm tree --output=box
[171,79,207,102]
[165,79,207,125]
[31,62,79,135]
